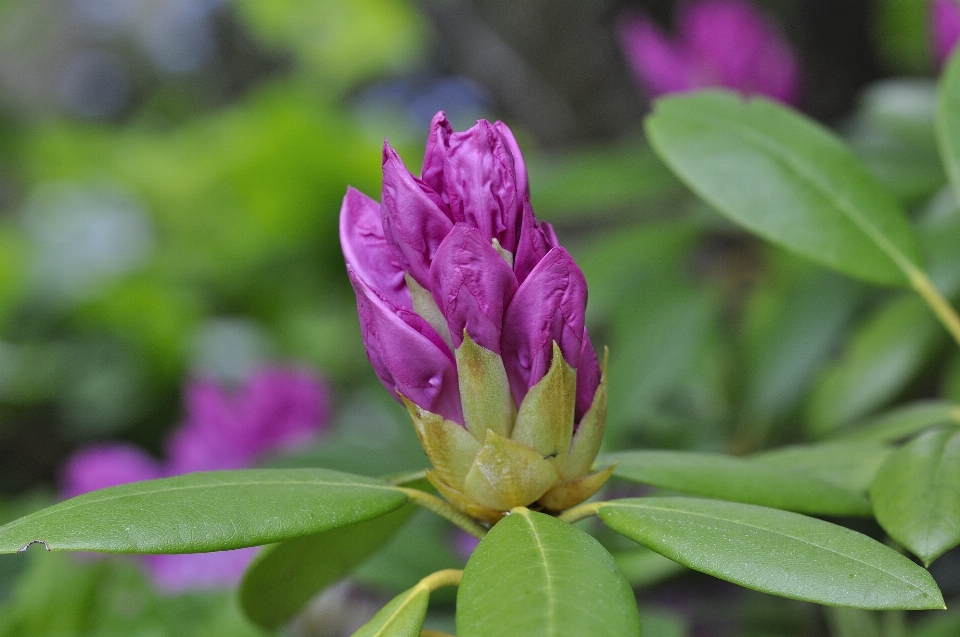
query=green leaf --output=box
[806,295,944,434]
[239,504,416,631]
[456,508,640,637]
[937,46,960,202]
[870,428,960,565]
[835,400,960,442]
[600,450,872,516]
[350,584,430,637]
[0,469,408,554]
[645,90,921,286]
[598,497,944,609]
[750,441,892,493]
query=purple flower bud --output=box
[343,114,609,519]
[932,0,960,67]
[618,0,799,104]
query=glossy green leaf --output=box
[598,497,944,609]
[835,400,960,442]
[806,295,943,435]
[351,584,429,637]
[612,546,686,589]
[600,450,872,516]
[937,46,960,201]
[456,508,640,637]
[646,90,921,286]
[751,441,891,493]
[239,504,416,631]
[0,469,408,554]
[870,428,960,565]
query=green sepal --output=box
[561,347,608,481]
[406,273,452,350]
[463,429,560,512]
[402,397,480,491]
[455,332,515,441]
[511,342,576,470]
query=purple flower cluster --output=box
[618,0,799,104]
[341,113,609,522]
[932,0,960,66]
[61,366,330,593]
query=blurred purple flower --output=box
[931,0,960,66]
[60,366,331,592]
[618,0,799,104]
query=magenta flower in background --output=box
[618,0,799,104]
[931,0,960,66]
[341,113,610,523]
[60,366,331,593]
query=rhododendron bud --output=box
[341,113,610,523]
[618,0,799,104]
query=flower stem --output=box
[557,501,603,524]
[388,470,428,486]
[909,268,960,349]
[400,487,487,539]
[417,568,463,592]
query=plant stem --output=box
[418,568,463,592]
[400,487,487,539]
[557,501,603,524]
[388,470,428,486]
[909,268,960,349]
[420,631,456,637]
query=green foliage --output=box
[0,469,408,554]
[598,497,944,610]
[601,450,872,516]
[870,427,960,565]
[645,90,921,286]
[456,509,641,637]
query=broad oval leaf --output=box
[456,508,640,637]
[645,90,921,286]
[937,46,960,201]
[836,400,960,442]
[750,441,891,493]
[599,450,872,516]
[598,497,944,609]
[0,469,409,554]
[870,428,960,566]
[240,504,416,631]
[351,584,430,637]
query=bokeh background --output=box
[0,0,958,635]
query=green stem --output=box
[399,488,487,539]
[388,470,428,486]
[909,268,960,349]
[417,568,463,592]
[420,631,456,637]
[557,501,603,524]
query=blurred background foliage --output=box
[0,0,958,635]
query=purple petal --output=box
[932,0,960,66]
[166,379,252,474]
[422,111,453,196]
[350,268,464,424]
[238,367,331,457]
[501,247,587,406]
[143,548,259,593]
[575,329,601,424]
[381,144,454,287]
[513,198,558,285]
[431,224,519,353]
[681,0,798,104]
[442,120,524,251]
[619,15,695,96]
[61,444,164,500]
[339,187,410,309]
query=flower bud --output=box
[341,113,609,522]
